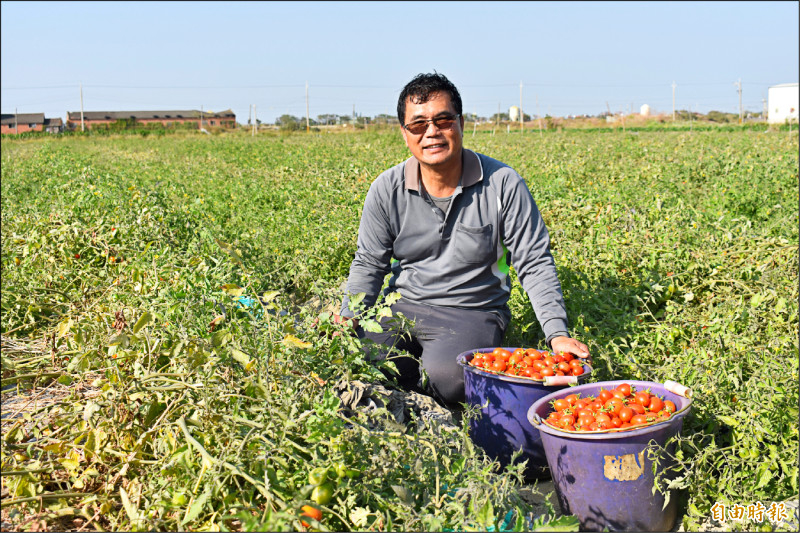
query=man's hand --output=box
[550,336,590,359]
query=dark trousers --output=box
[357,300,507,406]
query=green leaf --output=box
[181,490,211,525]
[755,465,773,489]
[384,291,402,306]
[120,486,139,523]
[132,311,153,334]
[360,319,383,333]
[215,238,243,266]
[229,348,251,366]
[717,415,739,427]
[221,283,245,297]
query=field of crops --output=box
[1,127,798,532]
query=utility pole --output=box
[536,95,543,137]
[762,97,768,122]
[253,105,257,136]
[305,81,310,133]
[200,105,204,130]
[493,102,499,136]
[735,78,742,124]
[672,81,676,121]
[519,80,524,134]
[14,107,18,134]
[80,82,85,132]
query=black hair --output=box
[397,72,463,125]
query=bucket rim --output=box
[456,347,593,386]
[527,379,693,440]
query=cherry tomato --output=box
[633,391,651,407]
[512,348,526,358]
[612,389,627,400]
[605,398,624,415]
[565,393,580,406]
[598,389,613,402]
[560,351,574,361]
[630,414,648,426]
[615,383,632,397]
[618,406,635,423]
[509,353,524,366]
[553,399,570,412]
[531,371,543,380]
[629,402,646,415]
[558,413,575,426]
[570,366,584,376]
[649,396,664,413]
[663,400,677,414]
[557,361,571,373]
[311,482,334,505]
[493,348,512,360]
[574,399,589,410]
[541,367,555,377]
[491,359,507,372]
[578,414,595,427]
[300,505,322,528]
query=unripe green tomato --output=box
[311,482,334,505]
[172,492,188,506]
[334,463,348,479]
[308,467,330,486]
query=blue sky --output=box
[2,1,798,123]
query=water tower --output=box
[509,106,520,122]
[640,104,651,117]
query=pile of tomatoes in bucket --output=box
[469,347,585,379]
[542,382,677,433]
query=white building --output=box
[767,83,799,124]
[509,106,520,122]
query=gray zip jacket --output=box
[341,148,569,344]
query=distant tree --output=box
[706,110,736,123]
[491,113,510,122]
[277,114,301,131]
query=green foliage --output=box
[1,129,797,531]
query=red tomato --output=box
[574,399,589,410]
[559,414,576,428]
[605,398,624,415]
[611,389,627,400]
[618,406,635,423]
[491,359,507,372]
[300,505,322,528]
[629,403,646,415]
[578,414,596,427]
[508,353,523,366]
[598,389,613,402]
[531,371,543,380]
[633,391,651,407]
[521,367,536,378]
[663,400,677,414]
[615,383,632,397]
[557,361,571,373]
[565,393,580,406]
[543,356,556,366]
[512,348,526,358]
[522,356,536,367]
[611,416,623,428]
[526,349,543,360]
[630,414,648,426]
[560,351,574,361]
[649,396,664,413]
[493,348,512,361]
[541,367,555,377]
[553,399,570,412]
[570,366,584,376]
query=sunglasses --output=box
[403,114,460,135]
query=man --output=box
[338,72,589,406]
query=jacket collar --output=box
[403,149,483,191]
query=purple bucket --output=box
[457,348,592,480]
[528,380,693,532]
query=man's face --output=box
[400,91,464,169]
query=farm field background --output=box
[1,128,798,532]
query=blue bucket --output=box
[528,380,692,531]
[457,348,592,480]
